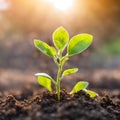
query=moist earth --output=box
[0,85,120,120]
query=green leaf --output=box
[35,73,53,91]
[53,27,69,51]
[50,47,57,56]
[62,68,78,78]
[70,81,89,94]
[34,40,56,57]
[67,34,93,56]
[85,90,98,98]
[61,56,69,66]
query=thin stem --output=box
[56,50,63,100]
[51,79,57,85]
[56,63,62,100]
[55,51,68,100]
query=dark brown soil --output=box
[0,85,120,120]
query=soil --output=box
[0,84,120,120]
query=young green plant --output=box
[34,27,98,100]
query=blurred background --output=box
[0,0,120,90]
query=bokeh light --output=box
[0,0,9,10]
[46,0,73,11]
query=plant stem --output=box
[56,51,63,100]
[55,52,68,100]
[56,63,62,100]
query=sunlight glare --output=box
[48,0,73,11]
[0,0,9,10]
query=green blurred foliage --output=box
[99,38,120,55]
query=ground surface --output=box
[0,86,120,120]
[0,68,120,120]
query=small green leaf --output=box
[70,81,89,94]
[85,90,98,98]
[62,68,78,78]
[61,56,69,66]
[35,73,53,91]
[53,27,69,51]
[34,40,56,57]
[68,34,93,56]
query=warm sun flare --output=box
[47,0,73,11]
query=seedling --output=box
[34,27,98,100]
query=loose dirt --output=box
[0,85,119,120]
